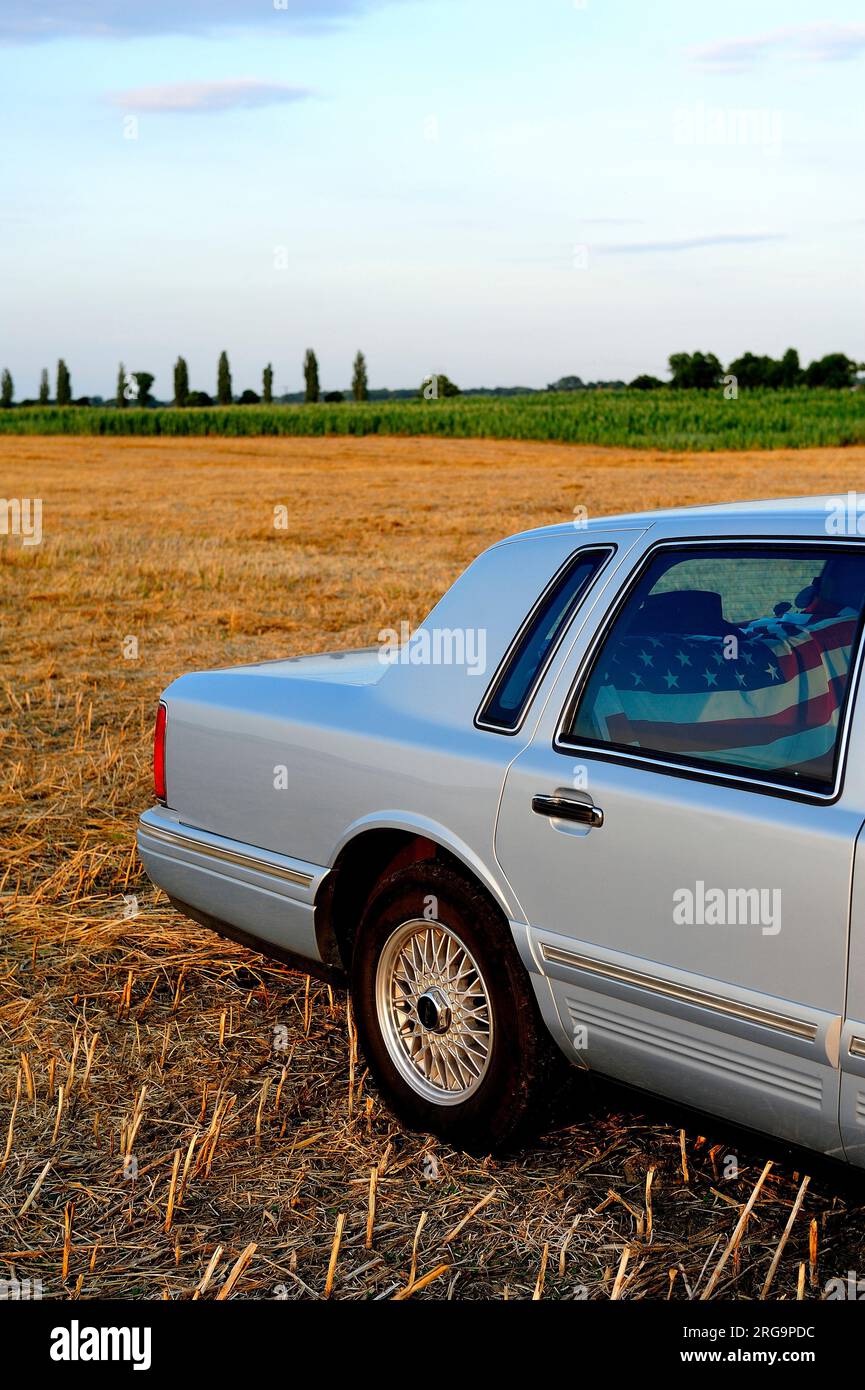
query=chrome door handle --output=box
[531,794,604,828]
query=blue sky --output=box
[1,0,863,396]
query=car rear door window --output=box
[477,546,613,732]
[561,543,865,794]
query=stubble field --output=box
[3,433,865,1301]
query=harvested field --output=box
[2,434,865,1302]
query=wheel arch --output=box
[314,812,523,973]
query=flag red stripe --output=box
[606,687,842,754]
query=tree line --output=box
[0,350,371,408]
[1,345,861,409]
[630,348,862,391]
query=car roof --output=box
[502,494,860,542]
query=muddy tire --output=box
[350,859,569,1152]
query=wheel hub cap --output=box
[375,918,493,1104]
[416,987,451,1033]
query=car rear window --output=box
[477,546,613,732]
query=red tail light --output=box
[154,702,167,801]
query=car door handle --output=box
[531,794,604,828]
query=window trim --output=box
[553,536,865,805]
[474,544,616,736]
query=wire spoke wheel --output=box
[375,917,494,1105]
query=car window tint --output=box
[564,545,865,792]
[479,548,611,731]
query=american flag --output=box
[588,609,857,781]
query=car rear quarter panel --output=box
[158,529,644,909]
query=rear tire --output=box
[350,859,567,1152]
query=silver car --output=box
[138,496,865,1161]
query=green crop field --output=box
[2,388,864,451]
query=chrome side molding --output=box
[138,817,314,888]
[540,942,818,1042]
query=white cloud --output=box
[0,0,399,42]
[109,79,315,114]
[598,233,786,255]
[690,23,865,73]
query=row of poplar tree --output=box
[161,349,370,407]
[0,351,370,407]
[0,361,73,407]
